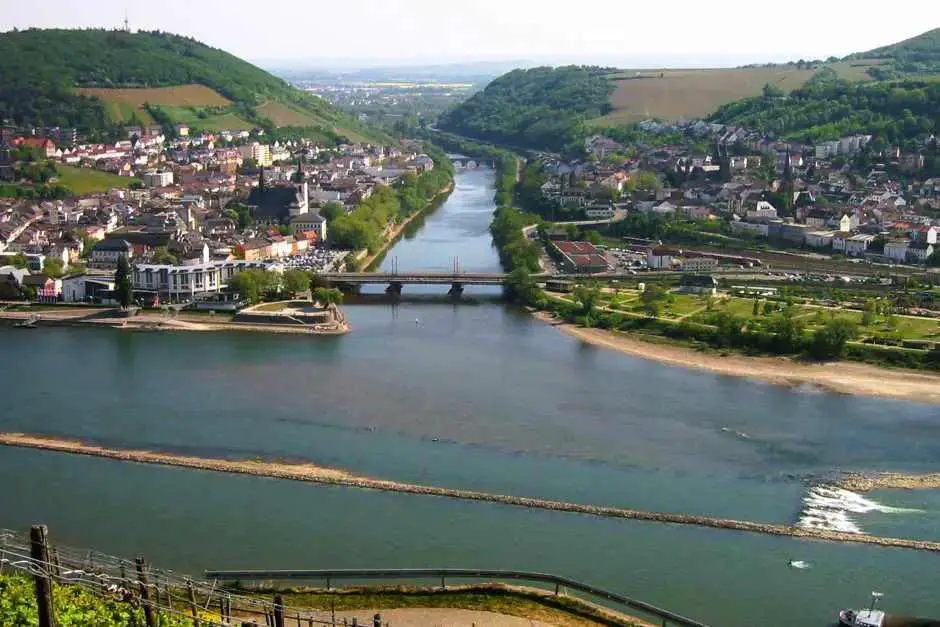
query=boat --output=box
[840,592,886,627]
[839,609,885,627]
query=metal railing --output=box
[205,568,708,627]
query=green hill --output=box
[438,66,614,153]
[0,28,383,143]
[848,27,940,79]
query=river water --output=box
[2,168,939,626]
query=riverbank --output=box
[533,311,940,405]
[0,310,350,335]
[359,182,454,271]
[4,432,940,553]
[838,472,940,492]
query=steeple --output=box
[294,152,305,184]
[258,165,265,191]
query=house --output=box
[142,170,174,187]
[289,212,327,241]
[838,214,855,233]
[91,239,133,266]
[746,201,777,221]
[845,234,876,257]
[652,201,677,215]
[678,274,718,296]
[908,242,935,263]
[884,239,910,262]
[805,209,829,229]
[175,124,190,137]
[22,275,62,303]
[912,226,938,245]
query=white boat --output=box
[839,608,885,627]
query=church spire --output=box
[294,152,305,184]
[258,165,265,191]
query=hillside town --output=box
[0,123,438,304]
[530,119,939,272]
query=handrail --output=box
[204,567,707,627]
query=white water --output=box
[796,485,920,534]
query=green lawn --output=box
[55,165,138,195]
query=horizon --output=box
[3,0,937,72]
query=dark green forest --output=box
[0,28,368,140]
[848,27,940,79]
[710,76,940,145]
[439,66,614,154]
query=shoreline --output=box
[533,311,940,405]
[3,432,940,553]
[359,182,455,271]
[0,310,350,336]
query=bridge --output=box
[319,271,524,295]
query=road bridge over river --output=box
[319,271,531,294]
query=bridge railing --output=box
[204,567,708,627]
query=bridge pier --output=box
[448,282,464,297]
[386,281,403,295]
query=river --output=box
[1,168,938,626]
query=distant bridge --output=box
[319,271,526,294]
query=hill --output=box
[848,27,940,78]
[709,74,940,145]
[438,66,614,153]
[0,28,382,143]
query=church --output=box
[245,156,327,241]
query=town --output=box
[0,121,445,308]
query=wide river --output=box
[2,168,939,626]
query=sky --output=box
[4,0,937,70]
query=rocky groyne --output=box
[3,432,940,553]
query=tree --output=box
[42,258,65,278]
[9,253,28,269]
[810,318,858,359]
[503,267,541,304]
[114,254,133,309]
[762,83,784,98]
[321,202,344,222]
[312,287,343,306]
[565,223,579,240]
[282,269,310,297]
[573,283,601,316]
[640,284,667,317]
[584,229,602,245]
[151,247,178,265]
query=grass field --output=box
[591,61,886,125]
[55,165,138,194]
[154,105,253,131]
[75,84,232,123]
[256,101,322,127]
[593,67,816,125]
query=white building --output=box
[845,234,876,257]
[132,260,272,301]
[884,240,910,262]
[805,231,835,249]
[680,255,719,273]
[142,170,174,187]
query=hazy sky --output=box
[4,0,937,69]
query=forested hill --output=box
[438,66,614,154]
[848,27,940,79]
[709,75,940,145]
[0,28,379,142]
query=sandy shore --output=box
[4,432,940,553]
[534,312,940,405]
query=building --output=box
[647,246,678,269]
[61,273,115,302]
[805,231,835,249]
[884,239,911,263]
[22,275,62,302]
[289,212,327,241]
[175,124,190,137]
[90,239,133,266]
[678,274,718,295]
[845,234,876,257]
[680,255,719,273]
[132,260,271,302]
[240,142,272,167]
[908,242,934,264]
[552,241,609,273]
[142,170,174,187]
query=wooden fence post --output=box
[135,557,157,627]
[187,579,201,626]
[30,525,55,627]
[273,594,285,627]
[373,613,381,627]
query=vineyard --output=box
[0,525,382,626]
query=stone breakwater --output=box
[837,472,940,492]
[4,432,940,553]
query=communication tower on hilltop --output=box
[124,10,130,33]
